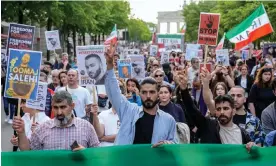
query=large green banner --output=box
[2,144,275,166]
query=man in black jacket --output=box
[174,70,255,151]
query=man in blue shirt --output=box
[104,44,177,147]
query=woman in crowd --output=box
[191,73,207,116]
[158,85,185,123]
[202,67,229,116]
[125,78,142,106]
[55,70,68,91]
[248,66,276,119]
[210,64,235,90]
[152,69,174,90]
[234,64,253,98]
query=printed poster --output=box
[150,45,158,56]
[161,51,170,64]
[197,13,220,46]
[263,43,276,58]
[7,23,35,55]
[118,59,132,79]
[186,44,201,61]
[241,50,249,60]
[129,55,145,80]
[76,45,106,86]
[216,49,229,66]
[4,49,42,100]
[45,30,61,50]
[26,82,48,110]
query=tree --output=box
[183,1,276,46]
[127,18,151,42]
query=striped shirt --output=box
[30,117,100,150]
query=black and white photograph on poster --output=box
[150,45,158,56]
[161,51,170,64]
[128,49,140,55]
[26,82,48,110]
[76,45,106,86]
[45,30,61,50]
[129,54,145,80]
[262,43,276,58]
[216,49,229,66]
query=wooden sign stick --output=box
[204,44,208,68]
[17,98,21,117]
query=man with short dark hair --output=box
[85,54,105,85]
[104,44,177,146]
[12,91,99,151]
[262,78,276,134]
[175,70,255,151]
[229,86,265,145]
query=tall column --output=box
[177,22,180,33]
[167,22,170,34]
[157,21,161,33]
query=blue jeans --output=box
[3,97,9,116]
[2,97,16,119]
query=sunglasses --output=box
[153,64,159,67]
[155,74,163,77]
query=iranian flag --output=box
[104,24,117,45]
[226,4,274,50]
[216,33,225,50]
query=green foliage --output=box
[127,18,151,42]
[183,1,276,43]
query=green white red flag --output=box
[104,24,117,45]
[216,33,225,50]
[226,4,274,50]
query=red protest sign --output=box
[197,13,220,46]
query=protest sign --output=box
[26,82,48,110]
[241,50,249,60]
[198,13,220,46]
[45,30,61,50]
[216,49,229,66]
[161,51,170,64]
[150,45,158,56]
[186,44,201,61]
[128,49,140,54]
[129,55,145,80]
[76,45,106,86]
[118,59,132,79]
[200,63,212,73]
[263,43,276,58]
[157,34,184,51]
[4,49,42,100]
[7,23,35,55]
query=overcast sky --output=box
[128,0,187,23]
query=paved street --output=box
[1,99,14,152]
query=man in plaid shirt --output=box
[12,91,100,151]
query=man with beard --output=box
[132,63,144,78]
[58,69,92,118]
[229,86,265,146]
[12,91,99,151]
[85,54,105,85]
[175,69,255,151]
[104,43,177,146]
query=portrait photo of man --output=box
[120,66,130,78]
[132,63,144,78]
[84,54,105,85]
[48,38,57,49]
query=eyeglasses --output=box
[155,74,163,77]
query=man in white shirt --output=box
[91,104,119,147]
[187,57,199,87]
[58,69,92,118]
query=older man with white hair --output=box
[48,69,60,91]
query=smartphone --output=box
[70,140,79,150]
